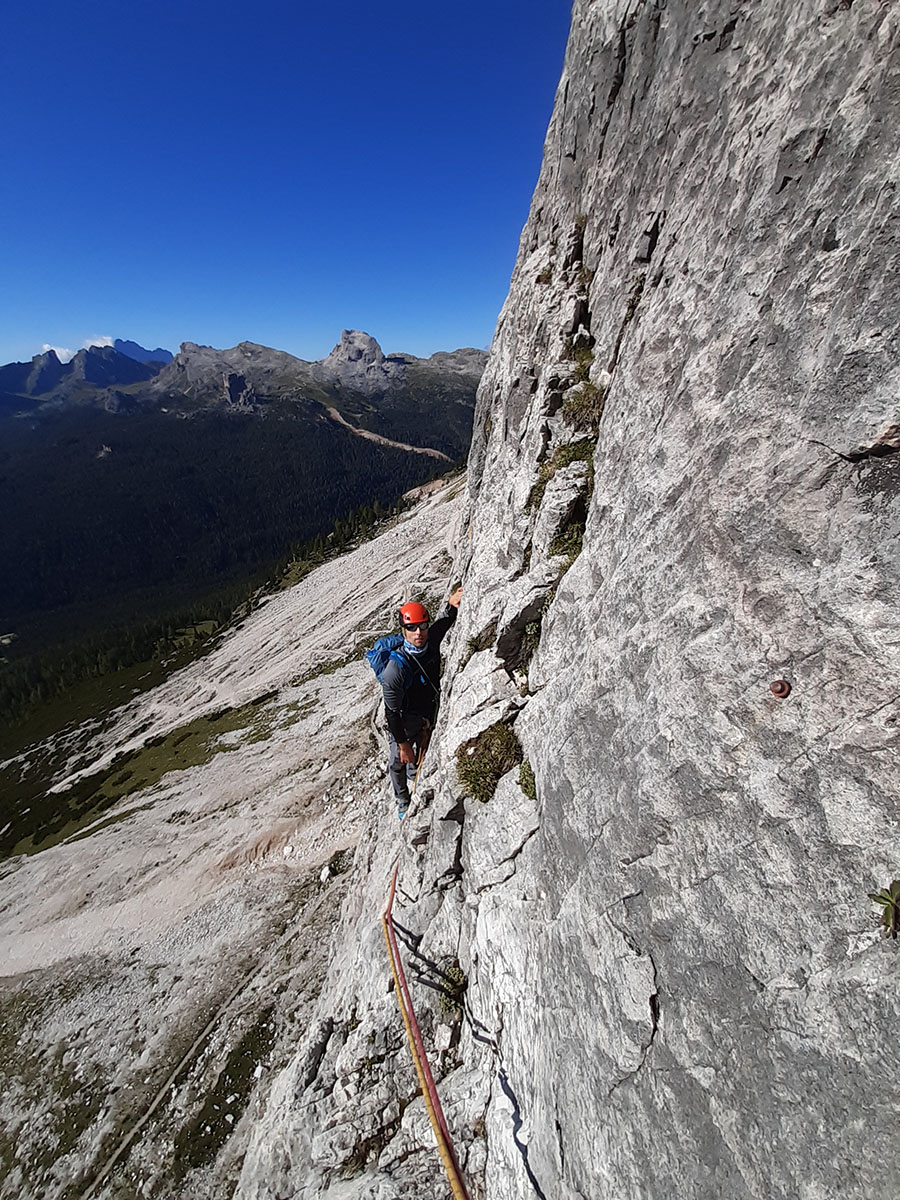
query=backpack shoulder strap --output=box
[392,646,441,698]
[388,647,419,687]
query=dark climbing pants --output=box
[387,715,427,802]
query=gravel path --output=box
[324,405,453,461]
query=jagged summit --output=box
[114,338,173,364]
[0,343,161,403]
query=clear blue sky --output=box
[0,0,572,365]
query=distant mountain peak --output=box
[0,331,486,422]
[114,339,173,365]
[326,330,385,367]
[312,330,398,395]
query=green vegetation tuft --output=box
[869,879,900,939]
[521,589,556,674]
[624,273,647,324]
[519,759,537,803]
[527,473,550,512]
[460,618,498,670]
[527,439,596,511]
[520,620,541,666]
[549,523,585,565]
[549,472,591,570]
[555,440,596,470]
[439,962,467,1018]
[563,381,607,432]
[573,345,594,383]
[455,722,523,803]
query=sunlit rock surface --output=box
[243,1,899,1197]
[4,2,899,1198]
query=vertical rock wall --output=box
[239,3,899,1197]
[449,1,900,1196]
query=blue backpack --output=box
[365,635,420,688]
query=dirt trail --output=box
[324,405,452,461]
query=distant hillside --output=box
[0,331,484,719]
[0,344,164,409]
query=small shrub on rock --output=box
[439,961,467,1017]
[549,522,584,565]
[520,619,541,666]
[526,438,596,511]
[455,722,523,803]
[869,879,900,938]
[519,759,537,803]
[624,273,646,324]
[563,380,607,432]
[573,345,594,382]
[459,618,498,670]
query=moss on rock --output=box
[455,722,523,803]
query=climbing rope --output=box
[382,866,471,1200]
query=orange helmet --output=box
[398,601,430,627]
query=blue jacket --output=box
[381,604,457,742]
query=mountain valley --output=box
[0,331,484,735]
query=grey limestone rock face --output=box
[430,1,900,1197]
[255,2,898,1198]
[25,347,66,393]
[311,329,400,395]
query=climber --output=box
[369,587,462,818]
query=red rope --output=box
[384,865,470,1197]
